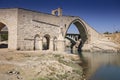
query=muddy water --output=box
[81,52,120,80]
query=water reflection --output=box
[77,52,89,80]
[82,52,120,80]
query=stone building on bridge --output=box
[0,8,119,52]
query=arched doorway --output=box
[65,20,88,53]
[34,34,41,50]
[0,22,8,48]
[43,34,50,50]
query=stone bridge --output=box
[0,8,119,52]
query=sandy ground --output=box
[0,49,83,80]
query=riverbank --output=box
[0,49,84,80]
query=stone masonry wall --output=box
[17,9,60,50]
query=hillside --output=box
[104,33,120,45]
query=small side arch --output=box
[42,34,50,50]
[34,34,41,50]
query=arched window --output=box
[34,34,40,50]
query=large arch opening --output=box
[42,34,50,50]
[0,22,8,48]
[65,20,88,53]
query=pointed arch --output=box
[65,19,88,44]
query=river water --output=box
[80,52,120,80]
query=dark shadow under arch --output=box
[43,34,50,50]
